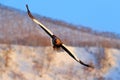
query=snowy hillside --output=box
[0,4,120,80]
[0,4,120,48]
[0,44,120,80]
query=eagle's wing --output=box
[26,4,53,38]
[61,44,93,68]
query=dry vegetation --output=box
[1,44,118,80]
[0,4,120,49]
[0,4,120,80]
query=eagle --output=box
[26,4,94,68]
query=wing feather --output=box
[61,44,93,68]
[61,44,80,62]
[26,4,53,38]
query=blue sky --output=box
[0,0,120,34]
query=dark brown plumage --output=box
[26,4,94,68]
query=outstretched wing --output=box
[61,44,93,68]
[61,44,80,62]
[26,4,53,38]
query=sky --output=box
[0,0,120,34]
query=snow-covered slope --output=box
[0,4,120,80]
[0,4,120,48]
[0,44,120,80]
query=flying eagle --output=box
[26,4,93,68]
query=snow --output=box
[1,4,120,80]
[0,44,120,80]
[103,49,120,80]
